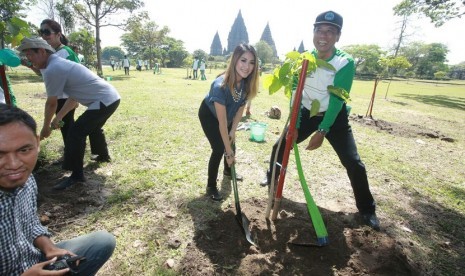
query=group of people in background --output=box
[110,57,157,75]
[192,57,207,80]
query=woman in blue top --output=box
[199,44,260,201]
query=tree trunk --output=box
[95,3,103,77]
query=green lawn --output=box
[7,66,465,275]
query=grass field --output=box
[7,65,465,275]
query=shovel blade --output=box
[236,212,256,246]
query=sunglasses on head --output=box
[38,29,55,36]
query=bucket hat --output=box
[17,37,56,53]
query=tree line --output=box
[1,0,464,80]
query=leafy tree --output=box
[63,0,144,77]
[343,44,386,76]
[0,0,35,47]
[401,42,448,79]
[449,61,465,79]
[392,0,418,56]
[255,40,273,64]
[192,49,207,61]
[434,71,446,80]
[379,55,412,98]
[68,27,95,67]
[35,0,75,35]
[121,13,170,68]
[55,1,75,33]
[395,0,465,27]
[165,38,188,68]
[102,46,125,61]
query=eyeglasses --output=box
[38,29,55,36]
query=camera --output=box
[44,254,86,274]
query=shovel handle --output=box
[271,59,309,219]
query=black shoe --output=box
[260,175,270,187]
[206,187,223,201]
[53,177,85,190]
[361,212,380,231]
[90,155,111,163]
[223,171,243,181]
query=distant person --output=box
[0,103,116,275]
[192,57,199,79]
[18,37,121,190]
[123,55,130,75]
[198,44,260,200]
[200,59,207,80]
[110,58,115,71]
[260,11,380,230]
[144,60,149,70]
[71,44,85,65]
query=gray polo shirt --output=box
[42,54,120,110]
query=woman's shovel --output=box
[230,163,256,246]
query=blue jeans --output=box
[55,231,116,276]
[267,105,376,214]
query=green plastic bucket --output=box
[250,122,267,142]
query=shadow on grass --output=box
[8,73,43,84]
[395,185,465,275]
[398,93,465,111]
[385,99,409,106]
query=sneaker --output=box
[53,177,85,190]
[223,171,243,181]
[206,187,223,201]
[361,212,380,231]
[90,155,111,163]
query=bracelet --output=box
[224,152,234,158]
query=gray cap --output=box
[17,37,56,53]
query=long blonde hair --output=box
[221,44,259,101]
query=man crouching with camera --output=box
[0,103,116,275]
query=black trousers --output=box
[267,105,376,214]
[198,100,233,188]
[56,98,75,146]
[63,100,120,172]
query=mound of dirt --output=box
[181,197,415,275]
[350,115,455,142]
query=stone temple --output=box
[210,10,279,57]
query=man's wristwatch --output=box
[317,128,327,136]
